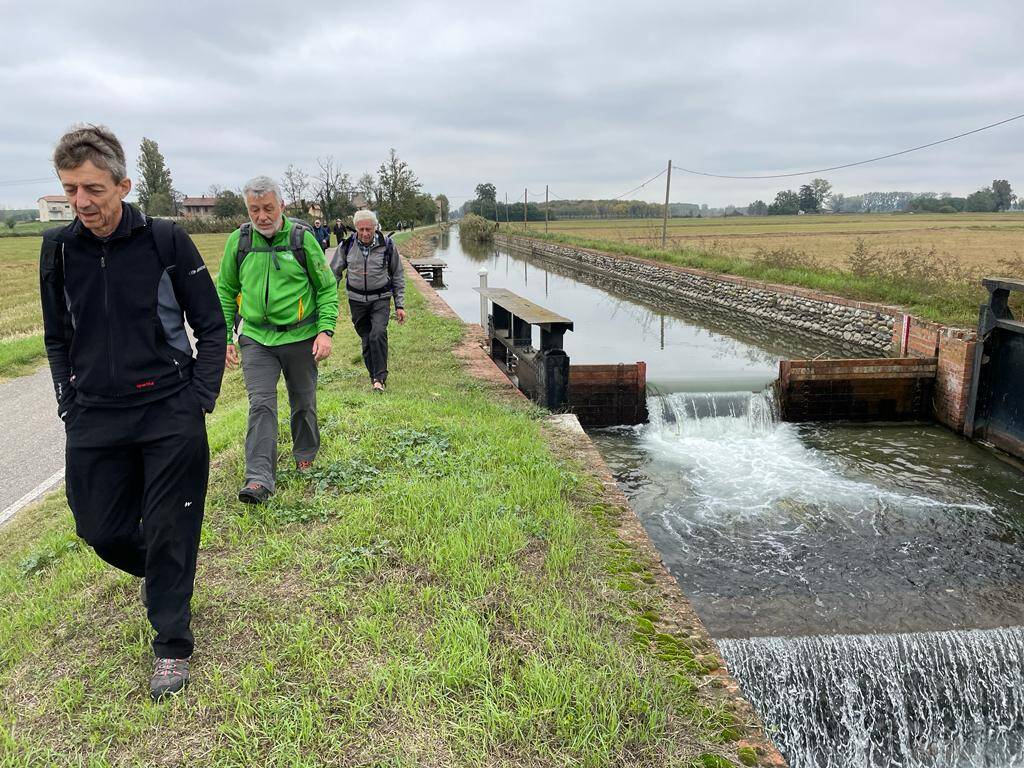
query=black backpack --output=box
[339,230,395,294]
[42,215,176,290]
[234,218,324,333]
[236,217,315,280]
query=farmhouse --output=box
[38,195,73,222]
[181,196,217,219]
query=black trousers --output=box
[64,386,208,659]
[349,298,391,383]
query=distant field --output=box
[521,213,1024,276]
[0,233,229,377]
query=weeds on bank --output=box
[0,237,749,766]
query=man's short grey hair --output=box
[53,124,127,182]
[243,176,284,203]
[353,209,378,227]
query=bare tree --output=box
[355,172,376,209]
[312,156,353,221]
[281,164,310,217]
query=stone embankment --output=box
[497,234,897,354]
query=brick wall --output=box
[779,358,937,422]
[569,363,648,427]
[933,331,978,433]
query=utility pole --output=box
[524,188,528,227]
[504,193,509,224]
[494,193,499,224]
[662,159,672,249]
[545,185,549,233]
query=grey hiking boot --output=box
[140,578,147,608]
[150,657,190,701]
[238,482,272,504]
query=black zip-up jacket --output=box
[39,203,226,416]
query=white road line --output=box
[0,468,65,528]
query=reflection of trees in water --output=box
[459,236,496,263]
[589,292,777,366]
[510,249,874,360]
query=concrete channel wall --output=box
[497,233,898,353]
[497,234,980,436]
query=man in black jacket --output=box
[39,124,226,701]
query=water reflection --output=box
[432,227,848,389]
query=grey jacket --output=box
[329,232,405,308]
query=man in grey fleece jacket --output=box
[330,209,406,392]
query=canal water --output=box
[430,226,1024,767]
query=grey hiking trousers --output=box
[239,334,319,492]
[349,298,392,384]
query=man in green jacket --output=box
[216,176,339,503]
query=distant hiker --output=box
[312,218,331,252]
[332,218,346,247]
[39,124,226,701]
[216,176,339,504]
[330,209,406,393]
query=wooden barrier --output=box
[779,357,937,422]
[569,362,648,427]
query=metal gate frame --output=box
[965,278,1024,458]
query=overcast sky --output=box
[2,0,1021,209]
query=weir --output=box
[434,225,1024,767]
[718,628,1024,768]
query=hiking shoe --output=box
[150,657,190,701]
[372,380,386,393]
[238,482,272,504]
[140,579,148,608]
[296,459,314,472]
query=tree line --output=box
[461,183,666,221]
[749,178,1017,216]
[134,138,449,230]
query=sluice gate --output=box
[475,286,647,426]
[966,278,1024,460]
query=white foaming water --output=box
[641,391,990,525]
[718,627,1024,768]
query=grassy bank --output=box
[0,233,750,766]
[0,234,231,379]
[501,224,1011,327]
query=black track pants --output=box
[64,386,209,659]
[349,298,391,383]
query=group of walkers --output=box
[310,218,351,251]
[39,124,407,701]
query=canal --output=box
[430,226,1024,767]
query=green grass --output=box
[503,225,993,327]
[0,233,745,766]
[0,234,230,379]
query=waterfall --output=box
[719,628,1024,768]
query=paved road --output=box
[0,366,66,526]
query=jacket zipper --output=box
[100,248,117,394]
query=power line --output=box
[612,168,667,200]
[671,111,1024,180]
[0,176,55,187]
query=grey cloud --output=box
[1,0,1022,208]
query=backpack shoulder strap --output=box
[342,234,356,258]
[287,219,311,274]
[41,226,65,269]
[148,217,176,269]
[382,234,395,275]
[236,222,253,270]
